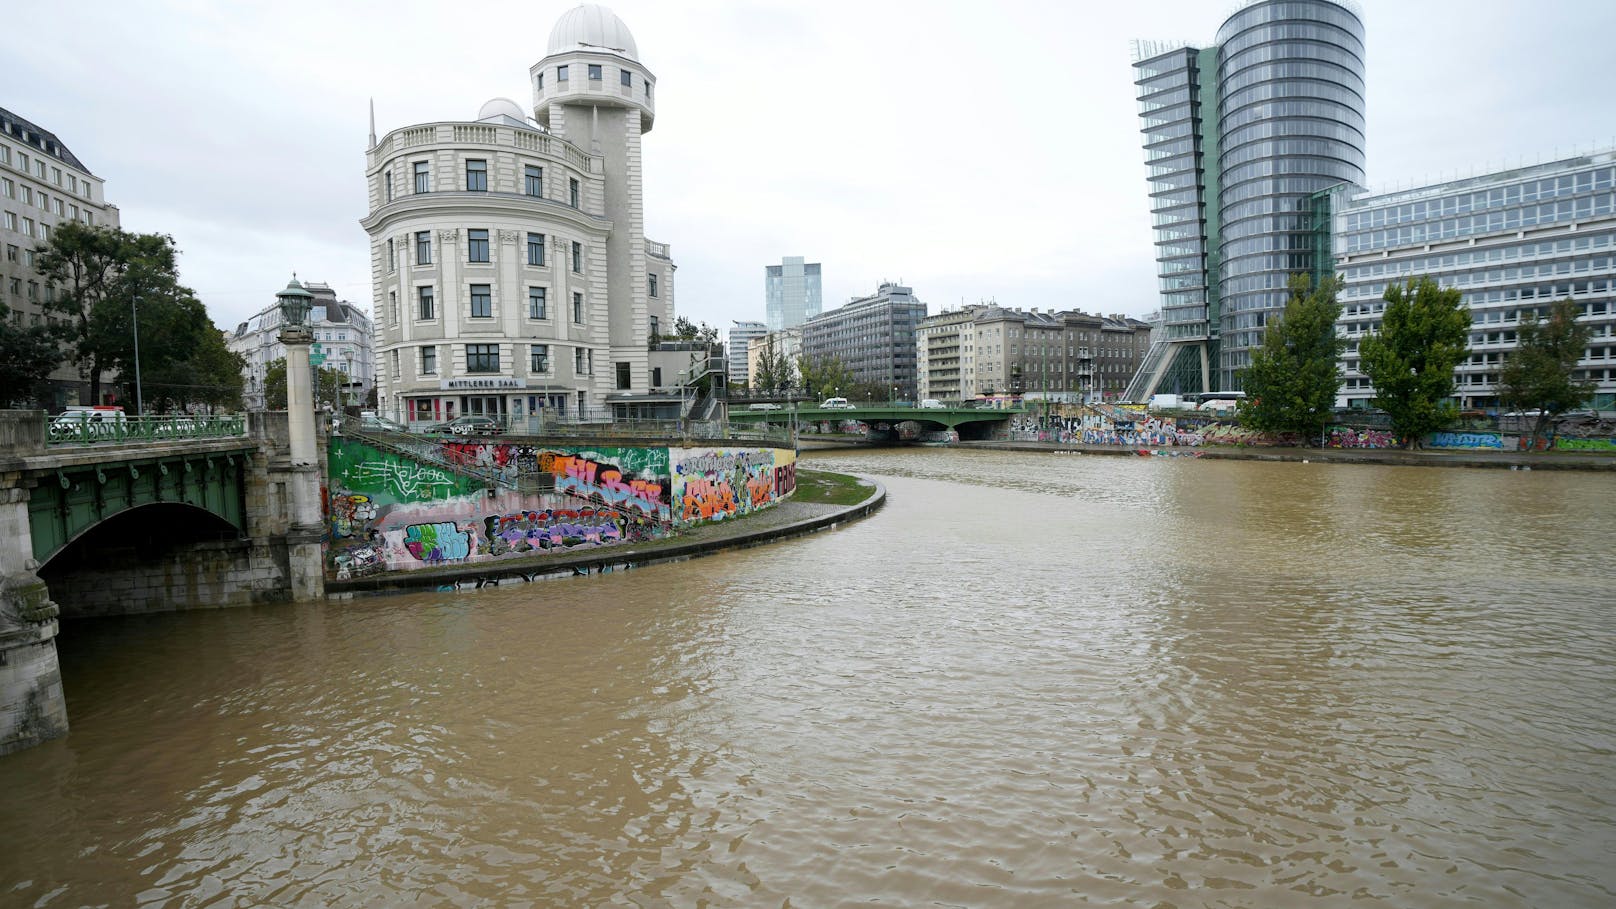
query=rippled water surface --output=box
[3,450,1614,906]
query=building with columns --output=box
[228,281,374,411]
[362,4,676,425]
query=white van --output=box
[51,406,128,438]
[819,397,853,409]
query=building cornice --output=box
[360,191,613,235]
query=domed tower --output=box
[532,5,665,379]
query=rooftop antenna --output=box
[368,99,377,150]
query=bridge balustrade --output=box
[45,413,249,447]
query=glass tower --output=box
[1129,0,1365,396]
[765,256,823,331]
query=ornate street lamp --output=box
[274,275,324,601]
[276,278,314,341]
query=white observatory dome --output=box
[547,4,639,61]
[477,97,528,122]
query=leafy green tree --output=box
[34,221,131,405]
[670,315,719,344]
[796,354,854,398]
[1359,276,1472,448]
[1239,274,1345,443]
[1499,297,1594,449]
[0,304,63,407]
[752,337,795,391]
[263,357,346,411]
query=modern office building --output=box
[801,282,926,401]
[919,306,1149,402]
[1329,150,1616,410]
[362,4,677,425]
[1126,0,1366,400]
[0,106,121,409]
[765,256,822,331]
[228,280,375,411]
[727,319,766,386]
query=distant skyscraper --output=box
[1126,0,1366,398]
[765,256,822,331]
[727,320,766,386]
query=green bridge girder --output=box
[27,447,255,565]
[729,405,1027,431]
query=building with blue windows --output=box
[1125,0,1366,400]
[765,256,822,332]
[1330,151,1616,410]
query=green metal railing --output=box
[45,412,249,446]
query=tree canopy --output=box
[0,303,64,407]
[752,337,796,391]
[1239,274,1345,441]
[1499,297,1594,449]
[797,354,855,398]
[262,358,348,411]
[1359,276,1472,447]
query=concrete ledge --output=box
[326,482,887,598]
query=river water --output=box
[3,449,1613,907]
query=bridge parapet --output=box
[45,412,248,447]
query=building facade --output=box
[0,106,120,409]
[727,319,766,387]
[228,280,375,411]
[765,256,822,332]
[1127,0,1366,400]
[918,306,1151,402]
[1330,151,1616,410]
[801,282,925,401]
[362,4,676,426]
[745,326,800,389]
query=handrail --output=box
[45,413,248,447]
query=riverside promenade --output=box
[327,477,886,598]
[959,439,1616,471]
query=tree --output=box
[34,221,131,405]
[752,337,795,391]
[0,304,63,407]
[796,354,854,399]
[1359,276,1471,448]
[1499,297,1594,449]
[669,315,719,344]
[1238,274,1345,442]
[263,358,346,411]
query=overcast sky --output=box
[6,0,1614,334]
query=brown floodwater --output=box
[2,449,1613,907]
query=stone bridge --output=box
[0,411,323,755]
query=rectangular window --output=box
[467,228,489,263]
[620,69,632,87]
[557,64,569,81]
[467,343,499,373]
[569,178,580,208]
[574,347,587,374]
[535,73,543,91]
[648,273,658,297]
[526,232,545,265]
[52,167,62,186]
[573,291,584,323]
[391,350,401,378]
[418,286,435,320]
[22,217,33,237]
[413,161,430,193]
[465,158,487,192]
[615,362,631,389]
[649,315,659,339]
[524,164,543,196]
[571,240,582,272]
[1,178,10,198]
[415,231,431,264]
[530,344,549,373]
[384,169,393,202]
[587,64,602,80]
[421,345,437,375]
[388,290,397,324]
[2,212,13,231]
[528,286,547,319]
[386,238,395,271]
[470,283,492,318]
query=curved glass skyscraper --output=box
[1127,0,1365,398]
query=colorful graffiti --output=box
[404,521,472,563]
[1556,437,1616,451]
[1326,427,1401,449]
[551,451,670,520]
[670,447,795,526]
[481,506,653,555]
[330,438,482,501]
[1427,431,1504,450]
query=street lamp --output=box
[131,293,144,415]
[276,276,317,465]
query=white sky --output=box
[6,0,1614,334]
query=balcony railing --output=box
[45,413,249,447]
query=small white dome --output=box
[547,4,639,61]
[477,97,528,122]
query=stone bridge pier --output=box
[0,416,67,755]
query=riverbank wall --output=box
[957,440,1616,471]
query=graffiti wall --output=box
[669,447,797,526]
[548,446,671,522]
[1325,426,1401,449]
[1426,431,1504,450]
[1556,437,1616,451]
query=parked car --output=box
[748,403,782,411]
[920,399,945,409]
[819,397,853,409]
[427,415,501,436]
[359,413,408,432]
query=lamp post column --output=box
[276,278,325,602]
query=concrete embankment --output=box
[326,480,886,598]
[957,440,1616,471]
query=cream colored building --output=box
[362,5,676,425]
[917,305,1151,402]
[746,326,801,388]
[0,106,120,409]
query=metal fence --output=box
[45,412,249,447]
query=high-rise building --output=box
[363,4,675,425]
[0,106,121,409]
[1126,0,1366,399]
[801,282,925,401]
[727,319,766,386]
[228,280,374,411]
[765,256,822,331]
[1329,151,1616,411]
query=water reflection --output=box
[0,450,1611,906]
